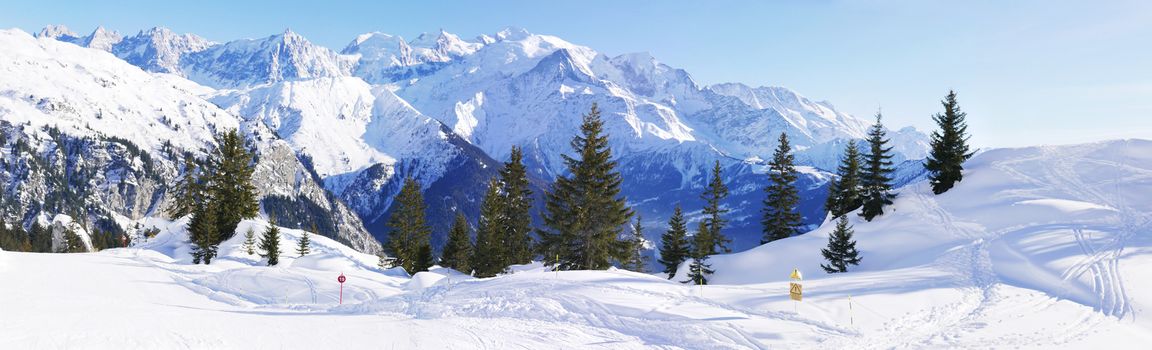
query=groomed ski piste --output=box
[2,139,1150,349]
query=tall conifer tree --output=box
[385,177,432,273]
[925,90,975,195]
[472,178,505,277]
[701,160,731,253]
[538,104,632,270]
[762,133,803,244]
[499,146,535,265]
[860,112,897,221]
[207,129,258,241]
[825,141,863,218]
[658,205,691,279]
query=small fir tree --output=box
[820,215,862,273]
[259,220,282,266]
[860,112,897,221]
[658,205,691,279]
[441,213,475,273]
[825,141,863,218]
[924,90,975,195]
[242,227,257,255]
[762,133,804,244]
[701,160,731,253]
[623,214,649,272]
[296,230,311,257]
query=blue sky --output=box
[3,0,1150,148]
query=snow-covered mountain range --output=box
[6,24,931,253]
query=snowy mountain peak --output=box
[180,30,353,89]
[112,26,214,74]
[432,29,482,57]
[495,26,532,41]
[36,24,78,40]
[475,33,496,45]
[36,25,122,50]
[81,26,123,51]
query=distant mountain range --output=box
[1,24,930,255]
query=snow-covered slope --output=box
[675,139,1152,347]
[2,139,1149,348]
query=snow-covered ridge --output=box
[0,29,234,154]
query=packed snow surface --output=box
[1,143,1150,348]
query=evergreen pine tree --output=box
[623,214,648,272]
[296,230,311,257]
[658,205,691,279]
[499,146,535,265]
[925,90,975,195]
[821,215,862,273]
[259,220,282,266]
[701,160,731,253]
[385,177,432,274]
[242,227,257,255]
[860,112,897,221]
[685,221,714,285]
[762,133,804,244]
[538,104,632,270]
[472,178,505,277]
[206,129,259,242]
[441,213,474,273]
[825,141,863,218]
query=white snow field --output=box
[2,139,1151,349]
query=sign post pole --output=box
[789,268,803,314]
[337,273,347,305]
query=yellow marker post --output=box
[789,268,803,313]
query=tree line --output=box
[381,90,972,282]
